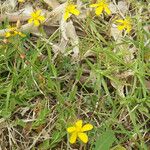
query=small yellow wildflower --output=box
[18,0,25,2]
[67,120,93,144]
[115,18,132,33]
[90,0,111,16]
[5,26,26,38]
[28,10,45,26]
[64,3,80,21]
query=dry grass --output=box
[0,0,150,150]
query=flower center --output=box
[75,127,82,133]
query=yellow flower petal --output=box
[66,4,76,9]
[75,120,83,128]
[64,3,80,21]
[104,5,111,15]
[31,12,36,18]
[28,18,33,23]
[115,18,132,33]
[18,32,26,37]
[78,133,88,143]
[67,127,76,133]
[28,10,45,26]
[127,26,131,33]
[95,6,103,16]
[69,132,77,144]
[117,25,125,31]
[35,10,42,16]
[18,0,25,2]
[34,20,40,26]
[70,9,80,16]
[90,1,111,16]
[5,32,11,37]
[38,16,45,21]
[90,4,100,8]
[14,31,18,35]
[64,12,70,21]
[116,19,124,23]
[81,124,93,132]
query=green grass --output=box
[0,0,150,149]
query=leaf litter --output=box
[0,0,149,149]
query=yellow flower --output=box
[64,3,80,21]
[28,10,46,26]
[115,18,132,33]
[5,26,26,38]
[67,120,93,144]
[90,0,111,16]
[18,0,25,2]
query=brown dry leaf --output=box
[0,3,65,35]
[112,44,136,63]
[41,129,50,139]
[109,2,117,14]
[0,118,6,129]
[116,70,134,79]
[0,0,17,13]
[45,3,66,26]
[124,47,136,63]
[0,4,41,37]
[143,25,150,33]
[117,1,129,15]
[118,44,136,63]
[109,0,128,15]
[64,21,79,58]
[21,23,40,35]
[111,81,125,97]
[53,19,79,58]
[0,3,66,37]
[23,122,32,136]
[146,80,150,90]
[76,0,89,20]
[20,107,30,116]
[11,4,33,16]
[43,0,60,9]
[111,70,134,97]
[0,5,33,22]
[110,23,122,41]
[77,0,90,20]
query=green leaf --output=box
[94,130,116,150]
